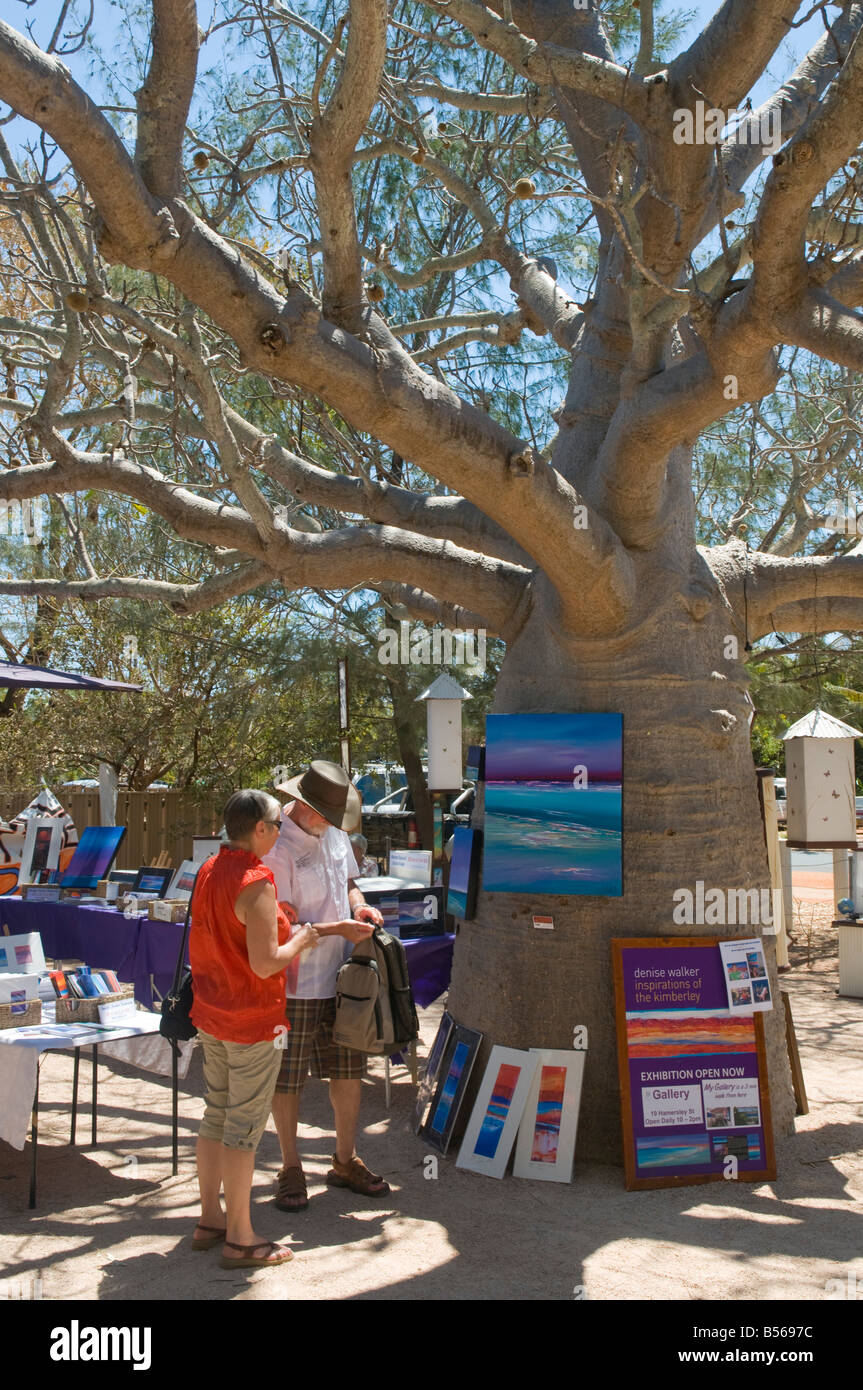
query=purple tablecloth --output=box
[402,934,454,1008]
[0,897,453,1010]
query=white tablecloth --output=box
[0,1011,195,1150]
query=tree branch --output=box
[0,564,271,615]
[421,0,661,125]
[750,21,863,317]
[668,0,799,117]
[134,0,200,199]
[310,0,388,330]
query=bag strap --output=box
[169,874,198,996]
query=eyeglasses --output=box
[264,818,282,828]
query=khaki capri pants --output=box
[197,1029,282,1151]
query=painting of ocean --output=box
[474,1061,521,1158]
[483,713,622,896]
[636,1134,712,1169]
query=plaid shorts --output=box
[275,997,366,1093]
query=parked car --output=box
[352,764,409,812]
[774,776,787,824]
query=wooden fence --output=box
[0,789,223,871]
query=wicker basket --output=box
[0,998,41,1029]
[55,984,135,1024]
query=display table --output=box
[0,897,454,1009]
[0,897,179,1007]
[0,1008,195,1206]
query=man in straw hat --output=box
[264,759,390,1209]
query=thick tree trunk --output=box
[447,577,797,1162]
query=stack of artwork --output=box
[416,1013,585,1182]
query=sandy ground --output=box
[1,914,861,1303]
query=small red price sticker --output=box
[532,915,554,930]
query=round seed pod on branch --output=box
[366,281,386,303]
[65,289,90,312]
[514,178,537,200]
[192,151,210,170]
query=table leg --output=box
[70,1047,80,1144]
[409,1039,418,1085]
[29,1064,39,1209]
[171,1041,179,1176]
[384,1056,391,1109]
[91,1044,98,1146]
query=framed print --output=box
[131,865,173,897]
[446,827,482,921]
[513,1049,586,1183]
[483,712,622,897]
[420,1022,482,1154]
[193,836,222,863]
[167,859,200,900]
[60,825,126,890]
[456,1046,538,1178]
[414,1010,454,1132]
[612,938,776,1191]
[19,817,64,885]
[0,932,47,975]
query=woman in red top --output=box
[190,789,318,1270]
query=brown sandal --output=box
[191,1222,226,1251]
[326,1154,391,1198]
[220,1239,293,1269]
[274,1165,308,1211]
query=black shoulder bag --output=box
[159,880,198,1041]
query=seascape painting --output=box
[430,1041,470,1135]
[474,1061,522,1159]
[447,827,479,920]
[483,713,622,896]
[635,1134,712,1170]
[530,1065,566,1163]
[625,1010,756,1058]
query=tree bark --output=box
[448,567,796,1159]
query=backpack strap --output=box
[169,875,197,997]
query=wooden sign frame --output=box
[612,937,776,1191]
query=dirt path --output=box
[1,925,861,1302]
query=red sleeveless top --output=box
[189,846,291,1044]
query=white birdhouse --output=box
[416,673,471,791]
[783,708,862,849]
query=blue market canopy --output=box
[0,660,143,693]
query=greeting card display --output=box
[483,713,622,897]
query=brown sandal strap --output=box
[224,1240,283,1257]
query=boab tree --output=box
[2,0,863,1152]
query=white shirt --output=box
[263,813,354,999]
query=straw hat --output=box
[275,759,361,831]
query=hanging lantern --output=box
[416,673,471,791]
[782,708,862,850]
